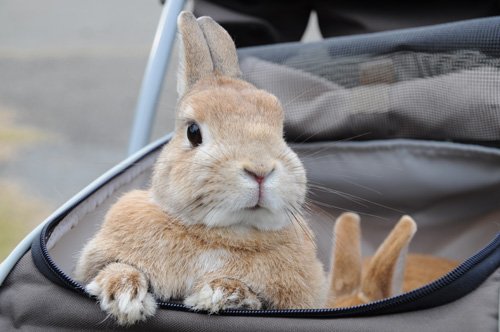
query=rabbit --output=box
[74,11,327,326]
[327,212,459,308]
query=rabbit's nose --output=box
[243,164,275,184]
[244,170,265,184]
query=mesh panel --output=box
[238,17,500,144]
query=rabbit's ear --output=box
[329,213,362,297]
[361,215,417,301]
[177,11,214,97]
[197,16,241,79]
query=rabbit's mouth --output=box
[198,203,289,230]
[246,204,263,211]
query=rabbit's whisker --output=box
[308,182,404,214]
[284,204,316,248]
[305,197,390,221]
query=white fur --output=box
[184,283,261,313]
[201,207,289,231]
[211,288,225,305]
[185,276,195,291]
[196,249,228,274]
[184,284,219,312]
[85,279,101,297]
[86,280,156,326]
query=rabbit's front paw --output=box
[86,263,157,326]
[184,277,262,313]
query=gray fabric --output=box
[247,49,500,89]
[240,53,500,142]
[296,140,500,262]
[238,17,500,65]
[0,252,498,331]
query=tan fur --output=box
[327,213,458,308]
[362,215,416,300]
[403,254,459,292]
[176,12,213,96]
[330,213,362,298]
[76,11,326,326]
[197,17,241,78]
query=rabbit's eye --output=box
[187,122,202,147]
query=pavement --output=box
[0,0,320,257]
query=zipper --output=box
[38,224,500,318]
[38,227,87,293]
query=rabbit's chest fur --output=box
[75,190,326,308]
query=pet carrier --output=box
[1,1,499,331]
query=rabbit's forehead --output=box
[180,87,284,129]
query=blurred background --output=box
[0,0,322,260]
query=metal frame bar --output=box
[128,0,186,155]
